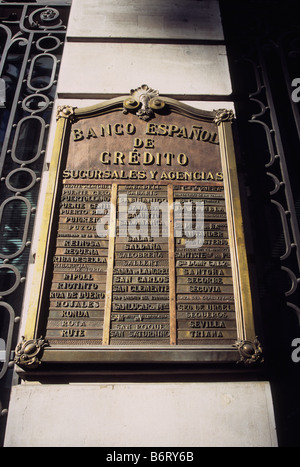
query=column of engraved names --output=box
[45,183,111,345]
[174,184,237,345]
[110,185,170,345]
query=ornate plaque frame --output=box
[15,87,263,375]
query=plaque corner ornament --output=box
[234,337,264,365]
[214,108,235,126]
[14,336,49,370]
[123,84,165,120]
[56,105,77,122]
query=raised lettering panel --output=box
[44,106,238,349]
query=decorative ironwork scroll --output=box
[220,0,300,340]
[0,1,71,445]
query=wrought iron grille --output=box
[220,0,300,446]
[0,1,70,445]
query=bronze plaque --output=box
[44,94,238,348]
[16,88,262,370]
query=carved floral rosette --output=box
[214,109,234,126]
[56,105,76,122]
[14,336,48,369]
[234,337,264,365]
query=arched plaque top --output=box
[57,85,221,123]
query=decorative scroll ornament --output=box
[14,336,48,369]
[234,337,264,365]
[214,108,234,126]
[28,8,64,30]
[56,105,76,122]
[123,84,165,120]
